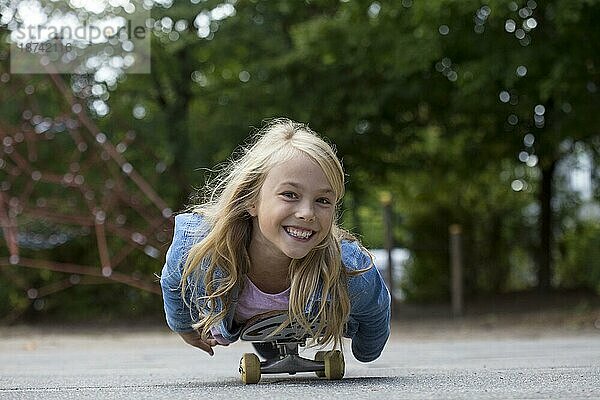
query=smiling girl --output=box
[160,118,390,362]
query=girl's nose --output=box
[296,202,316,222]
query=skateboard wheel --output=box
[314,351,328,378]
[240,353,261,384]
[324,350,344,380]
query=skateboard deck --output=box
[239,310,317,342]
[238,311,345,384]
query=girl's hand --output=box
[178,331,221,356]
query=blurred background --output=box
[0,0,598,326]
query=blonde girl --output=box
[160,118,390,362]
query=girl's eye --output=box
[317,198,332,205]
[281,192,298,199]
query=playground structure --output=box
[0,72,173,322]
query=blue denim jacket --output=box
[160,213,391,362]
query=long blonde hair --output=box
[181,118,369,349]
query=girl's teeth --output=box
[286,227,312,239]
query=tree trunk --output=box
[538,160,557,291]
[152,44,195,209]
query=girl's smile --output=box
[283,226,315,240]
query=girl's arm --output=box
[161,213,232,355]
[344,241,392,362]
[160,214,215,352]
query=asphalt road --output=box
[1,324,599,399]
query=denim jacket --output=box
[160,213,391,362]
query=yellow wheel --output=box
[314,350,328,378]
[239,353,261,384]
[324,350,345,380]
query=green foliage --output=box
[0,0,599,322]
[556,221,600,293]
[397,155,537,301]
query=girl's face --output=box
[248,154,336,261]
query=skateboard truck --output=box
[260,340,324,375]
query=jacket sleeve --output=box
[343,241,391,362]
[160,213,206,333]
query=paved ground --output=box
[1,315,600,399]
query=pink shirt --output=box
[210,275,289,344]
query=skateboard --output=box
[238,311,345,384]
